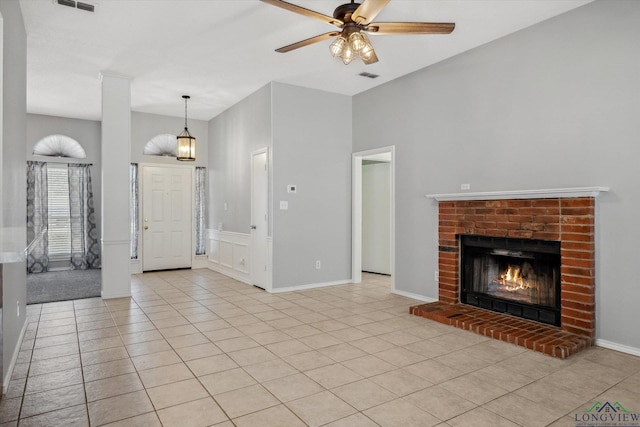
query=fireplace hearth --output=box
[460,235,561,326]
[410,189,608,358]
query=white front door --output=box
[142,165,192,272]
[251,150,268,289]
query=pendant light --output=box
[177,95,196,161]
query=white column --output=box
[99,72,131,299]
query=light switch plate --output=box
[287,185,297,194]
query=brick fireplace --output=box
[411,188,608,358]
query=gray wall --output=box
[353,0,640,349]
[272,82,352,288]
[131,111,209,168]
[207,84,272,234]
[26,114,102,245]
[0,0,28,379]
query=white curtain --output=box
[68,163,100,269]
[130,164,139,259]
[195,167,207,255]
[26,161,49,273]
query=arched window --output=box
[33,134,87,159]
[143,134,178,157]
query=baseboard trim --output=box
[269,280,352,294]
[207,261,252,286]
[595,339,640,357]
[101,291,132,300]
[130,259,142,275]
[192,255,209,270]
[392,289,438,303]
[3,319,28,394]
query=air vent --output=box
[358,72,379,79]
[76,1,95,12]
[57,0,76,8]
[55,0,95,12]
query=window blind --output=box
[47,163,71,260]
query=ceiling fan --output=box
[261,0,455,65]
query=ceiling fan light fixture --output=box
[261,0,455,65]
[329,36,347,57]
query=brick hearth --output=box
[411,197,596,358]
[410,302,592,358]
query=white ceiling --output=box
[20,0,592,122]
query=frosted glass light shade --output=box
[360,42,375,61]
[349,32,366,52]
[342,45,355,64]
[177,129,196,161]
[329,36,347,57]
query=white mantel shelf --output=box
[425,187,610,202]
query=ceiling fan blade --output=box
[351,0,390,25]
[366,22,455,35]
[260,0,343,27]
[275,31,341,53]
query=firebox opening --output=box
[460,235,561,326]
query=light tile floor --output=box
[2,270,639,426]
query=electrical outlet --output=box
[435,271,439,282]
[315,260,321,269]
[461,183,470,190]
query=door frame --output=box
[139,163,195,272]
[352,146,395,290]
[250,147,270,290]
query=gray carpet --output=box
[27,269,101,305]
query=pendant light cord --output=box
[183,95,190,130]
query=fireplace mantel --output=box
[425,186,609,202]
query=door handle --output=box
[144,226,149,230]
[250,225,257,230]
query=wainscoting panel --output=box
[233,243,250,274]
[219,240,234,269]
[207,230,252,284]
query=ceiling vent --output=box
[359,72,379,79]
[76,1,95,12]
[57,0,75,8]
[55,0,95,12]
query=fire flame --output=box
[497,265,531,292]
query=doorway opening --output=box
[352,146,395,290]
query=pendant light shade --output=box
[177,95,196,161]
